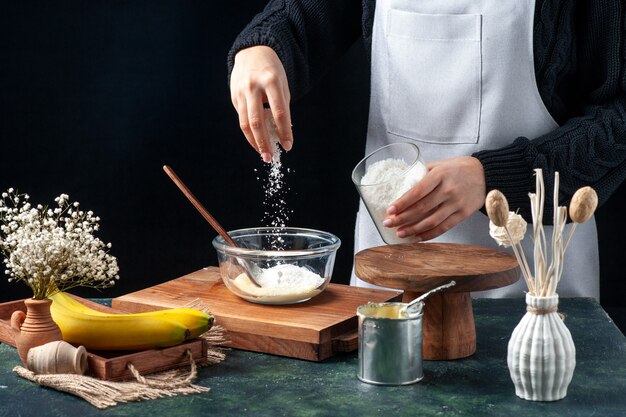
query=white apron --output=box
[352,0,600,299]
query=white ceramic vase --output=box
[507,294,575,401]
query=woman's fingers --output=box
[398,210,467,242]
[383,184,441,228]
[265,70,293,152]
[384,156,486,241]
[234,96,259,152]
[386,172,439,216]
[245,91,272,162]
[230,46,293,161]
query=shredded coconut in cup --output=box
[353,143,428,244]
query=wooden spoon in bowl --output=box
[162,165,262,288]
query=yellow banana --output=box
[50,291,213,339]
[140,308,212,339]
[49,292,213,350]
[49,291,104,315]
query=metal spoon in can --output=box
[400,280,456,316]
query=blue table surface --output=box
[1,297,625,417]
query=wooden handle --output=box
[162,165,237,247]
[10,309,25,333]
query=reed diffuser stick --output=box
[485,169,597,296]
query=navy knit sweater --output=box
[228,0,626,223]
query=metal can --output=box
[357,302,424,385]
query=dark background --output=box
[1,1,624,332]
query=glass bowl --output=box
[212,227,341,305]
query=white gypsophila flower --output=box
[0,189,120,299]
[489,211,527,247]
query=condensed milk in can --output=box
[357,301,424,385]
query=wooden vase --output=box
[11,298,63,366]
[507,294,576,401]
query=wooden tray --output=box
[112,267,403,361]
[0,298,207,381]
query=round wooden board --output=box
[354,242,521,293]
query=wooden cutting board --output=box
[112,267,402,361]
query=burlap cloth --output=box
[13,324,228,409]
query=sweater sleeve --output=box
[227,0,363,100]
[473,1,626,224]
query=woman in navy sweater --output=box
[227,1,626,298]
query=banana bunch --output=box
[49,291,214,351]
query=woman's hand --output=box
[230,46,293,163]
[383,156,486,241]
